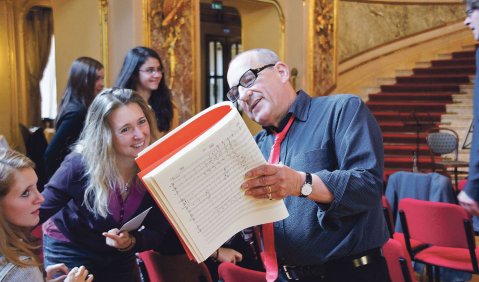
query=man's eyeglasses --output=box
[227,63,275,103]
[139,67,163,75]
[466,8,475,17]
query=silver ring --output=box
[268,193,272,200]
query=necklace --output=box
[120,178,134,194]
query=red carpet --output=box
[366,48,476,180]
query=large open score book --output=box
[136,102,289,263]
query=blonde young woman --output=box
[40,88,180,282]
[0,148,92,281]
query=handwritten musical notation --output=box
[158,118,265,240]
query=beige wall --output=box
[52,0,102,98]
[108,0,145,85]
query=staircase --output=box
[366,46,476,180]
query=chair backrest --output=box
[385,171,456,232]
[218,262,266,282]
[137,251,212,282]
[383,238,415,282]
[398,198,472,248]
[382,196,395,238]
[426,127,460,161]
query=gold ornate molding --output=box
[99,0,109,83]
[142,0,151,46]
[309,0,337,96]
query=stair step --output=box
[369,92,453,102]
[396,74,472,84]
[396,70,413,76]
[460,84,474,91]
[430,58,475,67]
[384,144,429,155]
[451,50,476,58]
[377,77,396,85]
[372,111,442,122]
[416,62,432,68]
[413,66,476,75]
[380,84,460,92]
[379,121,438,132]
[367,101,447,112]
[385,156,435,169]
[383,133,428,144]
[437,53,452,60]
[442,114,474,121]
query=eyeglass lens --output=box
[141,67,162,74]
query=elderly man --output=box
[458,0,479,215]
[227,48,390,282]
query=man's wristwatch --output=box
[299,172,313,197]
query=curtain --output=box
[24,6,53,126]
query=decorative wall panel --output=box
[338,1,464,62]
[309,0,337,96]
[149,0,198,122]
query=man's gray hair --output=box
[466,0,479,9]
[231,48,280,67]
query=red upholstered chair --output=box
[398,198,478,282]
[31,225,43,263]
[383,238,416,282]
[382,196,428,262]
[137,251,212,282]
[458,179,468,192]
[218,262,265,282]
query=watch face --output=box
[301,183,313,196]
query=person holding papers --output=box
[115,46,179,138]
[226,49,390,281]
[0,148,92,282]
[39,88,177,282]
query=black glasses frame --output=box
[227,63,275,102]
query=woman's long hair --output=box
[0,149,39,267]
[75,88,157,218]
[56,57,103,127]
[115,46,174,132]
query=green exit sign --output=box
[211,1,223,10]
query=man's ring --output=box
[268,193,273,200]
[267,185,272,193]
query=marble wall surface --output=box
[338,1,464,62]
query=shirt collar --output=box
[264,90,311,134]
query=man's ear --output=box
[275,61,290,83]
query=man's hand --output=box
[241,164,302,200]
[216,247,243,264]
[458,190,479,216]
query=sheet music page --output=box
[143,107,289,262]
